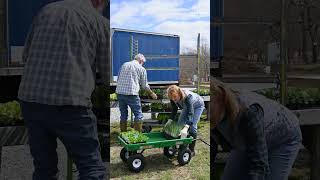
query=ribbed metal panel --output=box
[0,0,7,67]
[5,0,109,67]
[111,28,180,82]
[7,0,60,64]
[212,0,224,60]
[8,0,59,46]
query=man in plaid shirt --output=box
[116,53,157,132]
[18,0,108,179]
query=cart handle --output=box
[195,138,210,147]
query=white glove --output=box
[150,92,158,100]
[180,125,190,139]
[165,119,173,127]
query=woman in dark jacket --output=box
[211,78,302,180]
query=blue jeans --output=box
[117,94,143,122]
[222,138,301,180]
[178,104,205,135]
[20,101,106,180]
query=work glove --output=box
[164,119,173,127]
[150,92,158,100]
[180,124,190,139]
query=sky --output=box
[110,0,210,54]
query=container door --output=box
[112,30,179,83]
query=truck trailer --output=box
[111,28,180,87]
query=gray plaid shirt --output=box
[18,0,109,107]
[116,60,150,95]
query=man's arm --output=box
[94,22,110,117]
[22,16,37,63]
[96,22,110,86]
[140,68,157,99]
[140,68,150,91]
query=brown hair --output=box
[211,78,242,129]
[167,85,186,100]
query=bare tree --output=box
[200,37,210,81]
[291,0,320,63]
[181,38,210,82]
[181,47,197,55]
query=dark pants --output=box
[20,101,106,180]
[222,139,301,180]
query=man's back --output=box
[18,0,109,107]
[116,60,149,95]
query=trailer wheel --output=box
[128,154,145,173]
[163,146,177,158]
[120,148,131,162]
[177,148,192,166]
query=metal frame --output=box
[0,0,9,68]
[118,132,193,152]
[111,28,179,38]
[211,0,224,77]
[5,0,8,67]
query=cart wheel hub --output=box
[169,148,174,154]
[183,153,190,162]
[133,159,142,168]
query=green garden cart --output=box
[118,132,194,172]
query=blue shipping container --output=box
[111,28,180,83]
[7,0,61,62]
[8,0,59,46]
[212,0,224,60]
[7,0,109,63]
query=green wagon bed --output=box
[118,132,194,172]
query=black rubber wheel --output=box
[128,154,145,173]
[177,148,192,166]
[163,146,177,158]
[120,148,131,162]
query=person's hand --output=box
[164,119,173,127]
[164,119,172,127]
[180,125,190,138]
[150,92,158,100]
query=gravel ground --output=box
[110,107,152,123]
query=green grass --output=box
[110,121,210,180]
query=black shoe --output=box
[188,133,197,157]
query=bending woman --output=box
[211,78,302,180]
[167,85,205,156]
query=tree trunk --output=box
[312,42,318,63]
[307,7,319,63]
[312,25,319,63]
[301,10,308,64]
